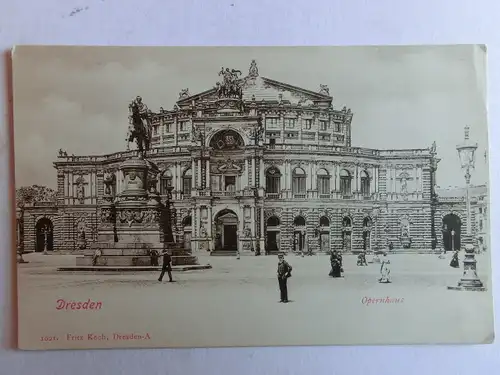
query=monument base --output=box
[76,242,199,267]
[447,285,487,292]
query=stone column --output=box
[238,206,244,252]
[206,159,210,190]
[207,205,213,251]
[250,206,255,236]
[251,157,256,187]
[312,162,317,190]
[287,161,292,191]
[335,165,340,191]
[64,171,69,205]
[308,163,313,190]
[197,159,202,188]
[191,159,196,181]
[260,205,265,252]
[259,157,264,188]
[244,158,249,188]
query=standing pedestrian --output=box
[450,250,460,268]
[277,253,292,303]
[158,250,173,282]
[378,252,391,283]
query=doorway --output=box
[36,218,54,252]
[214,209,239,251]
[223,224,238,250]
[442,214,462,251]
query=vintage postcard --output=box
[13,45,493,350]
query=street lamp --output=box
[42,224,50,255]
[448,125,485,291]
[451,229,455,252]
[456,125,477,242]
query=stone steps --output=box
[210,250,238,256]
[57,264,212,272]
[75,254,199,267]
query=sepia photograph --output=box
[13,45,493,350]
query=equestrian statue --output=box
[127,96,152,156]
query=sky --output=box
[12,45,489,189]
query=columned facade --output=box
[16,61,488,255]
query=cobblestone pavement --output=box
[17,252,493,349]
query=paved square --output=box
[18,252,493,349]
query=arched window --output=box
[182,169,192,197]
[317,168,330,196]
[342,216,352,228]
[360,170,370,197]
[319,216,330,227]
[363,217,372,229]
[267,216,280,227]
[294,216,306,226]
[292,167,307,196]
[340,169,351,196]
[182,216,192,227]
[160,170,173,195]
[266,167,281,195]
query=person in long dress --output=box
[329,250,342,278]
[450,250,460,268]
[378,252,391,283]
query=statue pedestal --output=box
[76,156,199,268]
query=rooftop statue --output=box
[215,67,243,99]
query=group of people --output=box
[276,249,394,303]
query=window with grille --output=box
[304,119,312,129]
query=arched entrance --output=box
[293,216,306,253]
[319,216,330,253]
[442,214,462,252]
[182,216,192,251]
[266,216,280,253]
[214,209,239,251]
[35,217,54,252]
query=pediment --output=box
[176,76,332,106]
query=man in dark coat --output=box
[277,253,292,303]
[158,250,173,282]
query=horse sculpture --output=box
[216,68,243,99]
[127,96,152,156]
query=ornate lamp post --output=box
[448,125,485,291]
[42,224,50,255]
[456,125,477,243]
[451,229,455,252]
